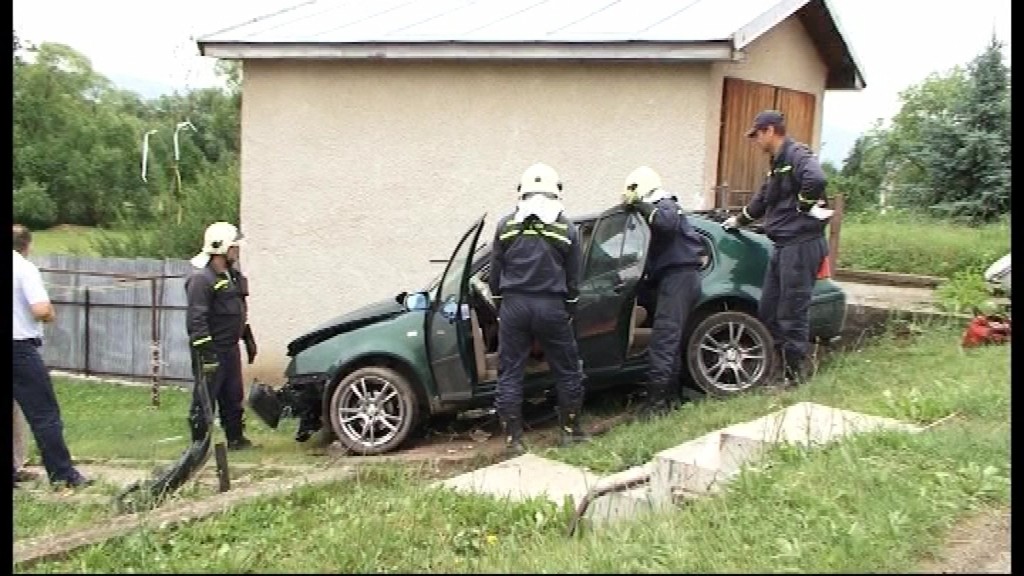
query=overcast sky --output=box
[13,0,1012,163]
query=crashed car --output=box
[249,206,847,455]
[984,253,1011,296]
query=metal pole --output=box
[84,287,91,377]
[828,193,845,274]
[151,278,161,408]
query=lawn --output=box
[835,211,1009,278]
[28,378,332,467]
[26,321,1011,573]
[30,225,128,257]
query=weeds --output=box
[837,212,1009,277]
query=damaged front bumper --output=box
[248,372,329,442]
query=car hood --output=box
[286,296,408,357]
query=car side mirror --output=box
[403,291,430,311]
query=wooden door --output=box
[715,77,817,209]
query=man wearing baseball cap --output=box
[722,109,831,388]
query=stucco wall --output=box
[239,59,715,381]
[701,15,829,205]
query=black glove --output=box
[195,341,219,373]
[242,324,258,365]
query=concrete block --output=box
[433,453,600,507]
[723,401,921,447]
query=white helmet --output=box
[517,162,562,198]
[191,221,244,268]
[624,166,670,203]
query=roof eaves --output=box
[198,39,740,62]
[197,0,318,45]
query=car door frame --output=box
[425,215,486,403]
[574,207,651,376]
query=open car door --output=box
[574,209,650,374]
[426,215,486,402]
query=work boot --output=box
[227,436,255,451]
[501,416,526,456]
[636,386,672,421]
[559,409,591,447]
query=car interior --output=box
[462,218,713,385]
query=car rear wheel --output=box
[329,367,420,455]
[686,311,775,397]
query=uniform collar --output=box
[770,137,794,167]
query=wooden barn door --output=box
[716,77,817,209]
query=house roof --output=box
[197,0,865,89]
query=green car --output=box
[248,206,847,455]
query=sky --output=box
[13,0,1013,165]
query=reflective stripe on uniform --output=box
[797,193,818,205]
[213,278,230,290]
[499,221,571,245]
[192,335,212,347]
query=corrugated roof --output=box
[198,0,865,89]
[201,0,787,44]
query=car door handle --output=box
[613,282,626,294]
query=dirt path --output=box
[919,508,1011,574]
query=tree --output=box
[920,35,1011,221]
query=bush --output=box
[835,211,1009,278]
[92,157,240,259]
[13,180,58,229]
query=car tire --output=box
[328,366,420,456]
[686,311,775,398]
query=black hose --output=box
[566,474,651,538]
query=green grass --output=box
[836,211,1009,278]
[27,323,1011,573]
[29,225,129,257]
[14,480,124,540]
[30,378,330,467]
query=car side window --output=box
[583,212,630,281]
[621,213,649,269]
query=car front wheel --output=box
[686,311,775,397]
[329,366,420,455]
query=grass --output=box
[31,378,330,467]
[836,211,1009,278]
[25,322,1011,573]
[29,225,128,257]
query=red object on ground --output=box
[961,315,1012,348]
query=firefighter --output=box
[622,167,706,417]
[185,221,259,451]
[722,110,830,387]
[489,163,588,454]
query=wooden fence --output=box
[30,254,196,390]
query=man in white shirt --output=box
[12,224,90,489]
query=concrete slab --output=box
[721,401,921,446]
[434,453,600,507]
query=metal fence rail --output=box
[31,254,197,405]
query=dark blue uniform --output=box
[185,265,250,444]
[741,137,829,380]
[488,212,584,440]
[634,196,705,409]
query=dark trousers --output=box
[496,294,584,420]
[12,340,77,483]
[189,346,245,441]
[646,267,702,395]
[759,236,829,371]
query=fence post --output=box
[150,277,161,408]
[84,287,91,377]
[828,193,845,274]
